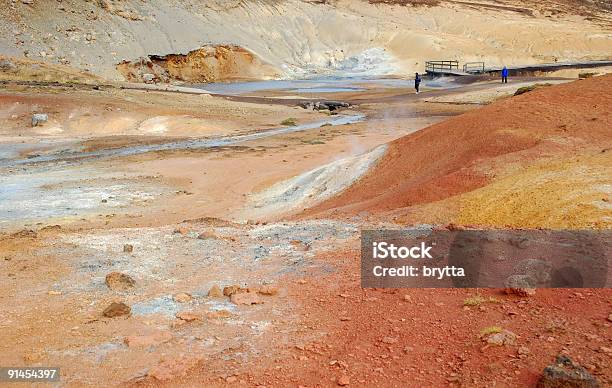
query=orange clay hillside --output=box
[305,75,612,228]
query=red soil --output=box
[164,249,612,387]
[304,75,612,218]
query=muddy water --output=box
[0,114,365,168]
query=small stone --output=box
[518,346,530,356]
[223,285,242,297]
[504,274,537,297]
[607,313,612,322]
[173,293,192,303]
[173,227,189,235]
[485,330,517,346]
[208,284,224,298]
[226,376,238,383]
[176,312,200,322]
[103,302,130,318]
[290,240,310,251]
[31,113,48,127]
[197,231,217,240]
[105,272,135,291]
[48,290,62,295]
[123,244,133,253]
[230,291,263,305]
[381,337,398,344]
[338,375,350,386]
[402,294,412,302]
[258,285,278,296]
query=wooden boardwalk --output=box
[425,59,612,77]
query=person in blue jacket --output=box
[502,66,509,83]
[415,72,421,94]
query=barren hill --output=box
[0,0,610,81]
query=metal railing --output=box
[425,60,459,72]
[463,62,485,73]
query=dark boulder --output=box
[537,355,599,388]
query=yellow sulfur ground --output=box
[456,152,611,229]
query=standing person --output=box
[415,72,421,94]
[501,66,509,83]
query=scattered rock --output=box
[31,113,48,127]
[176,312,200,322]
[173,227,190,235]
[258,285,279,296]
[537,355,599,388]
[337,375,350,386]
[299,101,314,110]
[504,275,536,296]
[230,291,263,305]
[484,330,517,346]
[105,272,136,291]
[123,244,133,253]
[208,284,224,298]
[607,313,612,322]
[290,239,310,251]
[308,100,350,112]
[103,302,131,318]
[381,337,398,344]
[173,293,192,303]
[223,285,242,297]
[124,331,172,348]
[197,231,217,240]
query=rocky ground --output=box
[0,52,610,387]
